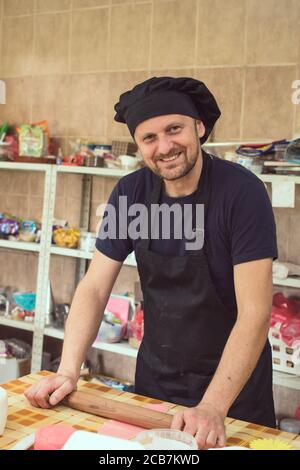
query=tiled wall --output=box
[0,0,300,302]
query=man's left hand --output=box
[170,402,226,449]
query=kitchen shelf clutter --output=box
[1,158,300,390]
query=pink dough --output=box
[34,425,76,450]
[98,420,144,440]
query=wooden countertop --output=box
[1,371,300,450]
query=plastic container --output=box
[97,321,123,343]
[79,232,96,252]
[268,326,300,375]
[133,429,198,450]
[279,418,300,434]
[12,292,36,311]
[119,155,139,170]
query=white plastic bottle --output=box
[0,386,8,435]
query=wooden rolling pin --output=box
[63,390,173,429]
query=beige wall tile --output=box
[195,67,243,140]
[3,0,34,16]
[2,16,33,76]
[73,0,110,8]
[4,194,29,218]
[106,71,149,139]
[54,197,66,220]
[0,171,11,194]
[91,175,106,202]
[112,0,147,3]
[71,8,109,72]
[112,265,140,295]
[28,196,44,220]
[68,73,108,137]
[65,174,83,200]
[150,68,195,78]
[89,201,103,233]
[60,257,77,302]
[49,256,63,301]
[109,4,151,70]
[0,78,32,125]
[104,176,119,200]
[36,0,71,12]
[242,66,296,140]
[273,209,289,262]
[288,212,300,264]
[34,13,70,75]
[31,75,70,136]
[2,170,30,195]
[24,253,38,291]
[151,0,197,69]
[0,251,37,291]
[247,0,299,65]
[0,170,29,194]
[56,174,66,199]
[29,172,45,197]
[197,0,246,66]
[65,197,82,226]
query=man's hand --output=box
[171,403,226,449]
[24,373,77,409]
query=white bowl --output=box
[133,429,198,450]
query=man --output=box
[25,77,277,449]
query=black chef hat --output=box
[114,76,221,143]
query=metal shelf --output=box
[56,165,133,178]
[1,158,299,378]
[0,240,40,253]
[273,277,300,289]
[50,245,137,267]
[0,316,34,332]
[50,246,93,260]
[259,174,300,184]
[0,161,50,172]
[273,371,300,390]
[44,327,138,358]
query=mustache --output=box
[155,148,185,161]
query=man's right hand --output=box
[24,373,78,409]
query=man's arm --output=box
[25,250,122,408]
[171,258,273,448]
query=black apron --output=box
[134,154,276,428]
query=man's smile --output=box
[156,151,183,164]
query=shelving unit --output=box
[43,326,138,358]
[1,160,300,390]
[0,316,34,332]
[273,277,300,289]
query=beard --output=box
[153,132,200,180]
[154,149,198,181]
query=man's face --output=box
[134,114,205,181]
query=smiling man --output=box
[25,77,277,449]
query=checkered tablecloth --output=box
[1,371,300,450]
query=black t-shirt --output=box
[96,153,277,312]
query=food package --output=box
[127,306,144,349]
[0,214,20,238]
[18,121,49,157]
[53,227,80,248]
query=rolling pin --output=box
[63,390,173,429]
